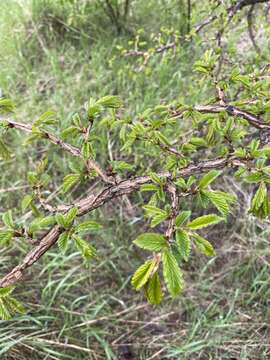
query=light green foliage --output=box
[0,286,25,320]
[187,214,224,230]
[0,4,269,356]
[162,249,184,297]
[133,233,167,252]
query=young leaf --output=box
[56,213,67,228]
[131,259,156,290]
[73,235,96,260]
[133,233,167,251]
[75,220,102,233]
[198,170,222,189]
[21,194,33,211]
[58,232,69,254]
[0,286,15,297]
[2,210,14,228]
[187,214,223,230]
[192,233,215,256]
[96,95,122,109]
[62,173,80,193]
[65,207,78,226]
[144,272,163,305]
[176,229,191,261]
[0,230,14,246]
[204,190,236,216]
[29,215,55,233]
[0,299,11,320]
[251,182,267,211]
[162,249,184,297]
[175,211,191,227]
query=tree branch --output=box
[0,154,249,288]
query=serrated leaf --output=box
[144,272,163,305]
[29,215,55,233]
[62,173,80,193]
[58,232,69,253]
[133,233,167,251]
[65,207,78,225]
[131,259,156,290]
[187,214,223,230]
[61,126,79,139]
[0,299,11,320]
[199,170,222,189]
[2,210,14,228]
[251,182,267,211]
[4,297,25,315]
[175,211,191,227]
[21,195,33,211]
[0,230,13,246]
[75,220,102,233]
[55,213,67,228]
[162,249,184,297]
[73,235,96,260]
[176,229,191,261]
[0,286,15,297]
[204,190,236,216]
[150,213,169,227]
[34,111,56,127]
[192,233,215,256]
[96,95,122,109]
[140,184,159,192]
[143,205,167,217]
[81,142,92,159]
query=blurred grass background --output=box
[0,0,270,358]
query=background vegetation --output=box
[0,0,270,358]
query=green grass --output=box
[0,0,270,359]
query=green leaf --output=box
[150,213,169,227]
[34,111,56,127]
[176,229,191,261]
[21,195,33,211]
[162,249,184,297]
[75,220,102,233]
[143,205,167,217]
[204,190,236,216]
[0,299,11,320]
[61,126,79,139]
[73,235,96,260]
[131,259,156,290]
[144,272,163,305]
[140,184,159,192]
[0,286,15,297]
[55,213,67,228]
[62,173,80,193]
[2,210,14,228]
[81,142,92,159]
[0,98,14,113]
[65,207,78,225]
[0,230,14,245]
[133,233,167,251]
[192,233,215,256]
[29,215,55,233]
[187,214,223,230]
[4,297,25,315]
[175,211,191,227]
[96,95,122,109]
[58,232,69,253]
[199,170,222,189]
[251,182,267,211]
